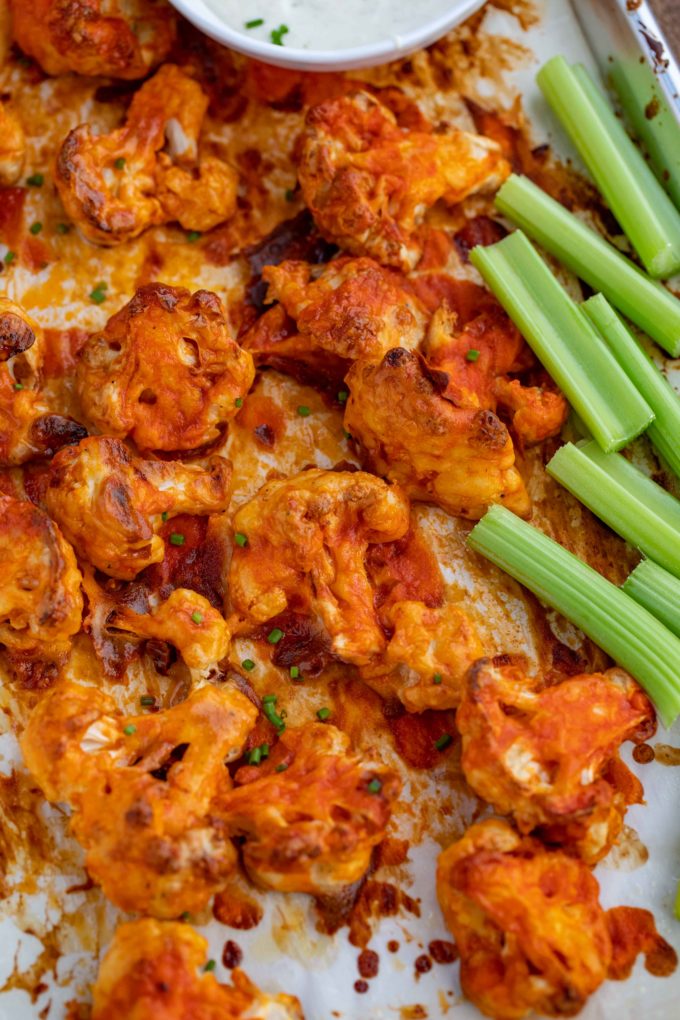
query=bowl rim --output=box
[167,0,487,71]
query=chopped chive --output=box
[468,504,680,727]
[245,17,264,28]
[203,959,216,972]
[537,56,680,278]
[29,221,42,235]
[242,658,255,671]
[161,511,169,522]
[470,230,654,452]
[235,397,244,408]
[285,188,296,202]
[289,666,300,679]
[343,430,352,440]
[260,743,270,758]
[297,405,311,417]
[234,532,248,548]
[623,559,680,640]
[90,286,107,304]
[337,390,348,404]
[267,627,284,644]
[583,295,680,480]
[140,695,155,706]
[56,222,70,235]
[114,157,126,170]
[275,762,289,772]
[123,724,137,736]
[262,694,277,703]
[262,695,285,732]
[494,174,680,357]
[433,673,443,685]
[191,610,204,625]
[248,746,262,765]
[13,382,23,391]
[367,778,382,794]
[317,707,331,721]
[186,230,202,243]
[465,349,480,362]
[270,23,289,45]
[435,733,452,752]
[4,251,16,264]
[548,440,680,579]
[169,532,185,546]
[26,173,44,187]
[180,911,190,921]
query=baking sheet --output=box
[1,2,680,1018]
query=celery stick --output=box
[537,56,680,278]
[610,58,680,210]
[583,295,680,480]
[547,440,680,579]
[469,231,654,452]
[468,505,680,726]
[624,559,680,640]
[495,173,680,357]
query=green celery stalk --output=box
[537,56,680,278]
[610,58,680,210]
[583,294,680,480]
[547,439,680,578]
[467,504,680,726]
[495,173,680,357]
[623,559,680,640]
[469,231,654,452]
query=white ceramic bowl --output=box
[167,0,486,71]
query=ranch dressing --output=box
[204,0,458,51]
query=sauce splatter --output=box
[357,949,379,979]
[607,907,678,980]
[221,939,243,969]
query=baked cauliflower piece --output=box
[10,0,176,79]
[45,435,231,578]
[21,681,257,917]
[297,90,510,269]
[111,589,231,670]
[436,819,612,1020]
[0,299,87,466]
[0,102,25,185]
[224,723,400,895]
[76,284,254,451]
[55,64,238,245]
[91,919,304,1020]
[359,600,483,712]
[229,468,410,666]
[425,305,568,447]
[344,348,530,520]
[457,660,655,863]
[0,494,83,657]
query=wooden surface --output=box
[650,0,678,55]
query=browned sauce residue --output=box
[357,948,380,979]
[607,907,678,980]
[387,940,400,953]
[212,887,263,930]
[221,939,243,969]
[354,979,369,994]
[415,954,433,976]
[348,881,420,948]
[653,744,680,766]
[632,743,655,764]
[428,940,458,964]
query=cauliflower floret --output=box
[55,64,237,245]
[45,435,231,578]
[0,102,25,185]
[297,90,510,269]
[0,299,87,466]
[21,681,257,917]
[10,0,176,79]
[437,819,613,1020]
[223,723,400,895]
[76,284,254,451]
[111,589,231,670]
[91,919,304,1020]
[344,347,530,520]
[0,494,83,658]
[457,660,655,863]
[229,468,410,666]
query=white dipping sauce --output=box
[204,0,458,51]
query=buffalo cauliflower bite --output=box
[0,299,87,466]
[223,723,401,895]
[10,0,176,79]
[344,347,530,520]
[111,589,231,670]
[91,919,304,1020]
[457,660,655,863]
[45,435,231,578]
[0,103,25,185]
[297,90,510,269]
[359,600,483,712]
[55,64,238,245]
[229,468,410,666]
[0,494,83,657]
[425,305,568,447]
[21,681,257,917]
[76,284,254,451]
[436,819,612,1020]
